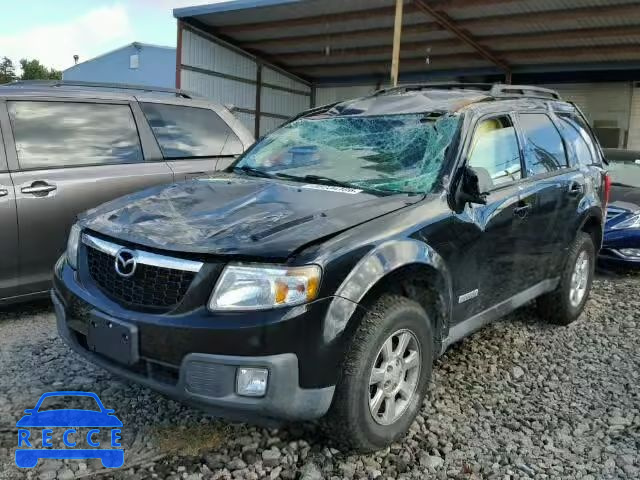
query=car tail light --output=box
[604,173,611,206]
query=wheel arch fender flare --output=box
[323,239,453,343]
[576,207,604,249]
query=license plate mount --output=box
[87,311,139,365]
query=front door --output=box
[452,113,528,320]
[3,99,174,295]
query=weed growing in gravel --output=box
[151,423,232,456]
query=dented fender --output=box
[323,239,452,342]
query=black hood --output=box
[79,175,419,258]
[610,184,640,206]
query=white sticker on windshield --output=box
[302,184,362,194]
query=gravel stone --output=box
[299,461,322,480]
[0,273,638,479]
[511,365,525,379]
[262,448,282,467]
[227,458,247,471]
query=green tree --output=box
[19,58,62,81]
[0,56,16,84]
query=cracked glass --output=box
[237,113,461,194]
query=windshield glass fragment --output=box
[236,113,461,194]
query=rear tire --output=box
[536,232,595,325]
[324,294,433,452]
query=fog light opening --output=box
[236,367,268,397]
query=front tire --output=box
[324,294,433,452]
[536,232,595,325]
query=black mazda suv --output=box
[53,84,608,452]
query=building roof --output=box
[173,0,640,84]
[63,42,175,73]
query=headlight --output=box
[610,213,640,230]
[66,223,81,270]
[209,264,321,311]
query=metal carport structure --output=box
[173,0,640,145]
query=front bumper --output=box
[598,248,640,268]
[52,257,339,422]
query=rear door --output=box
[5,98,174,295]
[137,100,248,180]
[0,102,19,300]
[515,112,578,281]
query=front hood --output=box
[79,175,419,258]
[610,185,640,205]
[606,200,639,225]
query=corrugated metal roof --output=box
[175,0,640,82]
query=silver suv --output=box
[0,81,253,305]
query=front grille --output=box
[86,246,196,310]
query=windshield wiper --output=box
[233,165,273,178]
[274,173,356,189]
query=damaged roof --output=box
[324,88,489,116]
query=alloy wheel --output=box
[569,250,589,308]
[368,329,421,426]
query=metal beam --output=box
[276,25,640,64]
[255,63,262,138]
[218,0,525,34]
[240,24,442,50]
[175,20,183,89]
[236,3,640,50]
[390,0,404,87]
[223,4,419,33]
[290,44,640,76]
[412,0,510,76]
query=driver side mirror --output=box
[454,165,488,213]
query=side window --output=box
[557,114,598,167]
[467,116,522,190]
[8,101,143,170]
[518,113,568,176]
[140,103,243,159]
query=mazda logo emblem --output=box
[114,248,137,278]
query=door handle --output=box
[568,182,584,196]
[0,188,8,197]
[22,182,57,195]
[513,204,531,218]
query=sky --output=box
[0,0,229,72]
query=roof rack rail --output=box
[490,84,561,100]
[374,83,494,96]
[373,82,561,101]
[4,80,199,99]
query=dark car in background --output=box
[0,81,253,305]
[53,84,607,452]
[600,148,640,267]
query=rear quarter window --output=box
[140,103,243,159]
[558,113,600,167]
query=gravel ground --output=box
[1,272,638,480]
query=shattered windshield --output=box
[235,113,461,194]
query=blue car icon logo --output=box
[16,391,124,469]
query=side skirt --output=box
[440,278,559,354]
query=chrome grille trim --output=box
[82,234,203,273]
